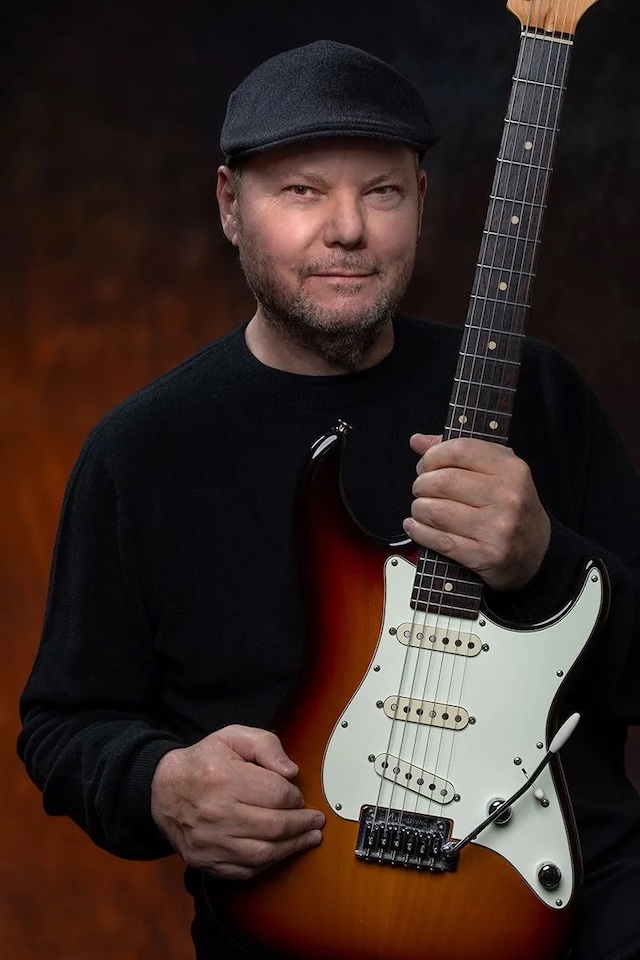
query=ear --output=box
[216,165,240,246]
[417,168,428,235]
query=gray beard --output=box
[237,244,413,370]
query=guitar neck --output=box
[447,29,573,445]
[413,26,574,619]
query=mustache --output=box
[299,258,382,278]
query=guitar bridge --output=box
[355,805,458,872]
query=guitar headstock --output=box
[507,0,599,36]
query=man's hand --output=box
[403,434,551,592]
[150,725,325,880]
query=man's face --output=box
[218,139,427,368]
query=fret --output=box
[476,262,536,278]
[449,403,514,418]
[469,294,531,309]
[496,159,553,173]
[483,230,541,243]
[489,195,546,208]
[503,118,556,134]
[447,426,510,440]
[511,76,566,92]
[452,380,517,391]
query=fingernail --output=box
[278,756,297,773]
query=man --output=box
[18,40,640,960]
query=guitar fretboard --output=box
[413,30,573,619]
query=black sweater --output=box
[18,315,640,949]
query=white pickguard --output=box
[322,556,604,909]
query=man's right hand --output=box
[150,724,325,880]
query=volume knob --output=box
[538,862,562,891]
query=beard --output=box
[236,232,415,370]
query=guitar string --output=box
[419,9,547,825]
[435,0,572,818]
[386,2,548,829]
[373,0,580,851]
[430,0,574,832]
[414,4,548,822]
[391,0,574,838]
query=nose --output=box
[322,191,366,249]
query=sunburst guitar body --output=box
[219,431,606,960]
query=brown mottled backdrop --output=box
[1,1,638,957]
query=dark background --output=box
[1,1,638,957]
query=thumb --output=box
[410,433,443,457]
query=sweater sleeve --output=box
[17,447,184,859]
[486,357,640,723]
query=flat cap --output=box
[220,40,438,163]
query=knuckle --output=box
[249,841,277,869]
[435,531,456,555]
[437,468,457,497]
[448,438,468,459]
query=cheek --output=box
[369,211,420,265]
[244,208,318,266]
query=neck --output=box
[244,310,396,376]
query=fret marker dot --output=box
[489,420,499,430]
[444,582,453,592]
[499,281,508,291]
[524,140,534,150]
[511,215,520,225]
[458,414,468,424]
[488,340,497,350]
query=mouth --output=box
[311,272,374,279]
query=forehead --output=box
[240,138,419,182]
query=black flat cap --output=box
[220,40,438,163]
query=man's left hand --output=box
[403,434,551,592]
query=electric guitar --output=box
[219,2,607,957]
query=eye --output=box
[369,185,399,196]
[287,185,315,196]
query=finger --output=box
[408,496,486,539]
[218,725,298,778]
[418,437,516,474]
[409,433,442,464]
[208,828,324,880]
[402,516,480,569]
[412,467,493,508]
[233,762,305,811]
[228,803,325,843]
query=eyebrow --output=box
[274,167,406,189]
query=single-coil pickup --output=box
[374,755,456,804]
[384,696,469,730]
[396,622,481,657]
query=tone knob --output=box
[487,798,512,826]
[538,862,562,891]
